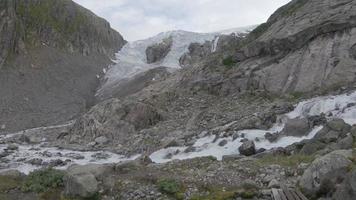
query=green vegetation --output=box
[240,0,308,46]
[59,193,101,200]
[286,91,305,101]
[256,154,315,167]
[15,0,89,46]
[0,175,23,192]
[278,0,308,17]
[22,168,65,193]
[157,179,185,200]
[222,56,238,69]
[191,183,258,200]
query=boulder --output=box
[282,118,310,137]
[64,164,113,198]
[94,136,109,145]
[299,150,352,196]
[218,139,228,147]
[146,37,172,64]
[351,125,356,138]
[333,134,354,150]
[299,140,326,155]
[239,140,256,156]
[67,164,114,180]
[332,170,356,200]
[268,179,280,188]
[264,132,279,142]
[326,119,351,133]
[6,144,18,151]
[64,172,98,198]
[315,129,340,143]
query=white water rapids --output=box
[2,91,356,174]
[150,91,356,163]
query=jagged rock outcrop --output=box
[179,33,246,68]
[179,41,212,68]
[146,37,173,64]
[66,99,163,153]
[0,0,126,131]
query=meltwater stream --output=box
[2,91,356,174]
[150,91,356,163]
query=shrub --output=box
[22,168,65,193]
[157,179,184,200]
[222,56,237,68]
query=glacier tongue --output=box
[97,27,254,98]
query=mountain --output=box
[0,0,126,132]
[97,27,254,100]
[2,0,356,200]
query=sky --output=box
[73,0,291,41]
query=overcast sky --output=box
[73,0,291,41]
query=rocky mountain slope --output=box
[68,0,356,158]
[2,0,356,200]
[182,0,356,95]
[0,0,126,132]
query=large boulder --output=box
[64,164,114,198]
[332,170,356,200]
[146,37,173,64]
[315,119,351,143]
[282,118,310,137]
[239,140,256,156]
[299,150,353,197]
[326,119,351,133]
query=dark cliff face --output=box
[0,0,126,132]
[0,0,125,67]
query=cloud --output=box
[73,0,291,41]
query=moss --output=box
[247,22,271,42]
[222,56,238,68]
[0,175,23,192]
[241,0,308,46]
[256,154,315,167]
[278,0,308,17]
[285,91,305,101]
[39,189,63,200]
[157,179,185,200]
[22,168,65,193]
[15,0,89,47]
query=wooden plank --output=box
[295,190,308,200]
[272,188,282,200]
[292,190,303,200]
[284,189,297,200]
[278,189,288,200]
